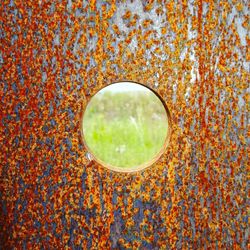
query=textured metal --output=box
[0,0,249,249]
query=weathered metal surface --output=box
[0,0,249,249]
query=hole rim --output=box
[80,80,172,173]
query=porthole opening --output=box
[81,81,171,172]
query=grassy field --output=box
[82,91,168,169]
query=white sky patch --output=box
[100,82,151,93]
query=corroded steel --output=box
[0,0,249,249]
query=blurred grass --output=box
[82,91,168,168]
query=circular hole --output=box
[81,81,171,172]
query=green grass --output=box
[82,91,168,169]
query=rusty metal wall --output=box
[1,0,249,249]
